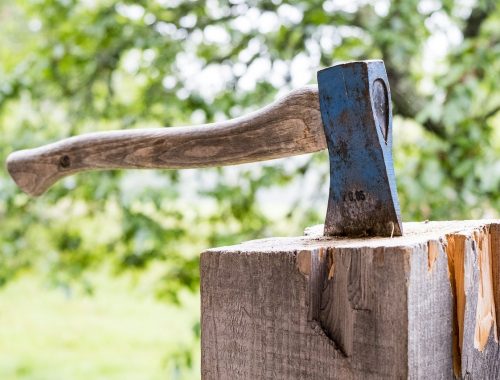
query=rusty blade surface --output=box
[318,60,402,237]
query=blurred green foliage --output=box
[0,272,200,379]
[0,0,499,375]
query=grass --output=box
[0,271,200,380]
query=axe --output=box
[6,60,402,237]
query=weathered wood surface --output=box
[6,86,324,196]
[201,220,500,379]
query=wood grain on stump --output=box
[201,220,500,379]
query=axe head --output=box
[318,60,402,237]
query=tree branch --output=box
[463,0,496,39]
[483,104,500,120]
[385,63,446,138]
[378,0,497,139]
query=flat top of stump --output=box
[207,220,499,252]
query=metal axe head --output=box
[318,60,402,237]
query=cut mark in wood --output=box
[328,258,335,280]
[318,249,354,356]
[427,240,439,272]
[473,227,498,351]
[308,248,373,357]
[445,233,466,378]
[297,250,311,276]
[443,229,498,376]
[491,224,500,339]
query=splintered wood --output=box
[201,220,500,379]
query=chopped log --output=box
[200,220,500,379]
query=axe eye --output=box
[372,79,389,143]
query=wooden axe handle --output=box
[6,86,325,196]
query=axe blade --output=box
[318,60,402,237]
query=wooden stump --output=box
[200,220,500,379]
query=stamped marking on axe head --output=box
[6,60,402,237]
[318,60,402,237]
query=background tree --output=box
[0,0,499,376]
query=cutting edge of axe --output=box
[6,59,403,238]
